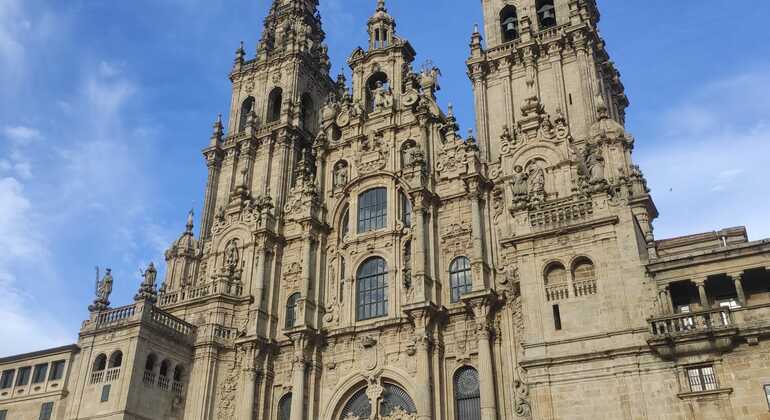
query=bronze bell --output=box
[538,4,556,21]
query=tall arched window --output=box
[450,257,473,303]
[159,360,170,378]
[545,262,567,285]
[454,367,481,420]
[173,365,184,382]
[340,387,371,419]
[267,87,283,123]
[357,257,388,321]
[572,257,597,296]
[536,0,557,28]
[500,6,519,43]
[278,393,292,420]
[93,354,107,372]
[358,188,387,233]
[285,292,300,329]
[108,351,123,368]
[239,96,255,132]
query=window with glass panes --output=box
[357,258,389,321]
[0,370,14,389]
[278,393,292,420]
[285,293,300,329]
[32,364,48,384]
[450,257,473,303]
[16,367,31,386]
[0,409,6,420]
[39,402,53,420]
[764,384,770,410]
[454,367,481,420]
[357,188,387,233]
[687,366,718,392]
[49,361,65,381]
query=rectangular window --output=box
[32,364,49,384]
[39,402,53,420]
[0,370,14,389]
[101,384,111,402]
[49,360,66,381]
[0,409,7,420]
[687,366,718,392]
[553,305,562,330]
[16,367,31,386]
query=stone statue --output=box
[529,166,545,195]
[333,161,348,188]
[135,262,158,303]
[510,165,529,198]
[97,269,114,302]
[225,240,239,269]
[372,81,393,112]
[142,263,157,288]
[585,145,606,183]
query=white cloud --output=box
[3,125,41,145]
[637,68,770,241]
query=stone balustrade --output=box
[573,279,598,297]
[650,307,732,337]
[530,198,593,231]
[158,278,244,308]
[149,306,195,337]
[545,283,570,301]
[95,304,137,328]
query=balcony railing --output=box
[104,367,121,382]
[150,306,195,337]
[530,198,593,231]
[143,370,156,386]
[96,304,136,327]
[158,278,244,308]
[545,283,570,301]
[158,376,170,391]
[649,307,733,337]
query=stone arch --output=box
[92,353,107,372]
[239,96,255,132]
[108,350,123,368]
[543,260,567,286]
[365,71,389,113]
[267,87,283,123]
[509,143,565,173]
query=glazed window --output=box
[357,257,389,321]
[39,402,53,420]
[687,366,718,392]
[278,393,292,420]
[454,367,481,420]
[32,364,48,384]
[285,292,301,329]
[449,257,473,303]
[357,188,387,233]
[16,366,31,386]
[764,384,770,410]
[0,370,15,389]
[49,360,66,381]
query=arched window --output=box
[358,188,387,233]
[159,360,170,378]
[285,292,301,329]
[173,365,184,382]
[108,351,123,368]
[500,6,519,43]
[399,191,412,228]
[300,93,316,133]
[278,393,292,420]
[339,383,415,419]
[450,257,473,303]
[572,257,597,296]
[454,367,481,420]
[239,96,255,132]
[93,354,107,372]
[357,257,389,321]
[340,387,371,419]
[267,87,283,123]
[545,262,567,285]
[365,72,389,113]
[145,354,157,371]
[537,0,557,28]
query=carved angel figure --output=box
[510,165,529,198]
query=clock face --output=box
[336,110,350,128]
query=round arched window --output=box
[356,257,388,321]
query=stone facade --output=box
[2,0,770,419]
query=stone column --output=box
[404,303,438,420]
[288,332,311,420]
[729,272,747,306]
[665,286,674,314]
[694,279,709,309]
[464,292,498,420]
[411,193,429,301]
[465,178,488,290]
[201,152,222,239]
[240,367,258,420]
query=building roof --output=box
[0,344,80,365]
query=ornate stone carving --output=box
[513,379,533,419]
[89,268,114,312]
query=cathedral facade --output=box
[2,1,770,419]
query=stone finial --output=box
[210,114,224,147]
[185,209,194,234]
[376,0,386,12]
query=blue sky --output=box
[1,0,769,356]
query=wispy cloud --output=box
[637,67,770,241]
